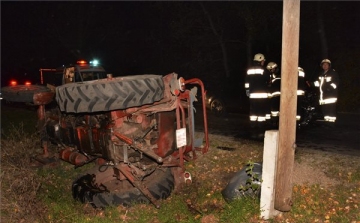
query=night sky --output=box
[1,1,360,91]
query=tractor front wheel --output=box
[72,166,174,208]
[1,85,52,103]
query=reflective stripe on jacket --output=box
[316,69,339,104]
[245,65,270,96]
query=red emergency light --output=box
[9,80,32,86]
[10,80,17,86]
[77,60,88,65]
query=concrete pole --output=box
[274,0,300,212]
[260,130,281,219]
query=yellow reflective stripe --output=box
[326,76,332,82]
[247,69,264,75]
[324,116,336,122]
[250,116,258,121]
[319,78,324,100]
[330,83,337,89]
[319,98,337,105]
[245,83,249,88]
[271,77,280,83]
[314,81,320,87]
[249,93,269,98]
[297,90,305,95]
[272,92,281,97]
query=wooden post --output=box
[274,0,300,212]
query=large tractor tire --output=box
[1,85,52,103]
[56,75,165,113]
[72,167,174,208]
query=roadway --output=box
[195,111,360,157]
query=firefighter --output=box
[314,59,339,123]
[245,53,271,126]
[297,67,306,122]
[267,62,280,126]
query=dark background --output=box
[1,1,360,111]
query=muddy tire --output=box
[56,75,165,113]
[1,85,52,103]
[72,167,174,208]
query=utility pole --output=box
[274,0,300,212]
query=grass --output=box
[288,184,360,223]
[0,121,46,222]
[1,105,360,222]
[1,102,38,136]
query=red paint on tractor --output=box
[13,70,210,208]
[60,147,89,165]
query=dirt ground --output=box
[193,132,359,189]
[193,110,360,189]
[292,149,345,187]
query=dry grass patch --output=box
[1,124,49,223]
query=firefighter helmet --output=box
[320,59,331,66]
[254,53,266,62]
[266,62,277,71]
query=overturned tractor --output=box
[2,72,209,208]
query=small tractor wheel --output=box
[221,162,262,203]
[1,85,52,103]
[72,167,174,208]
[210,98,226,117]
[56,75,165,113]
